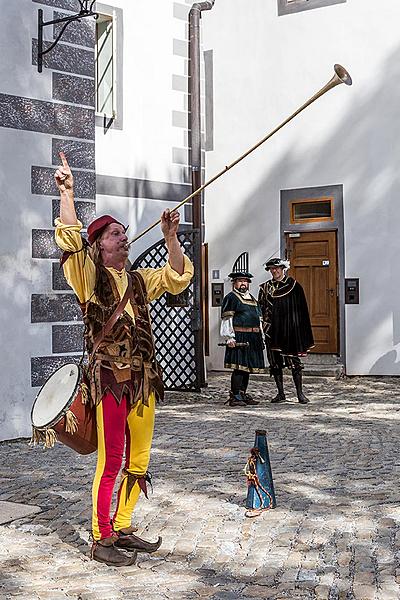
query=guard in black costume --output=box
[220,268,266,407]
[258,258,314,404]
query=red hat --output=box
[87,215,125,245]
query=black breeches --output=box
[231,369,249,394]
[266,344,303,375]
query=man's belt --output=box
[234,327,261,333]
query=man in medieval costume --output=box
[220,267,266,407]
[258,258,314,404]
[54,153,193,567]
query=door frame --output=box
[285,229,339,354]
[280,184,346,366]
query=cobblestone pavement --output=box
[1,372,400,600]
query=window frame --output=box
[289,196,334,224]
[278,0,346,16]
[95,13,115,118]
[95,3,123,130]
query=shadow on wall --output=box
[207,45,400,375]
[370,348,400,375]
[97,164,191,261]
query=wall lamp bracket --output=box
[37,0,98,72]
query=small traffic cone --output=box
[244,429,276,517]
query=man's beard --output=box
[238,284,248,293]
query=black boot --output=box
[240,391,259,405]
[292,369,309,404]
[271,369,286,403]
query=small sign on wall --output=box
[211,283,224,307]
[345,278,359,304]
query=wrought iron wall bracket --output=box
[37,1,98,73]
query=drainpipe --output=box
[189,1,214,388]
[189,1,214,233]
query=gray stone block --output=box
[0,93,94,139]
[32,229,60,259]
[172,110,188,128]
[31,293,81,323]
[52,199,95,227]
[172,74,188,92]
[52,138,95,170]
[32,0,78,10]
[52,324,84,353]
[31,355,81,387]
[173,39,188,58]
[52,262,71,290]
[172,147,189,166]
[184,203,192,223]
[32,39,94,77]
[53,11,95,48]
[32,166,95,198]
[52,72,95,107]
[173,3,190,20]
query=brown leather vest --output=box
[82,265,164,406]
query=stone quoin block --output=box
[52,199,95,228]
[32,229,60,260]
[31,293,82,323]
[52,262,71,291]
[0,94,94,139]
[32,39,94,77]
[52,139,95,170]
[52,72,95,107]
[31,355,81,388]
[32,0,78,10]
[52,324,85,354]
[53,11,95,48]
[32,166,95,198]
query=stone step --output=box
[250,362,344,380]
[303,363,344,377]
[303,353,340,365]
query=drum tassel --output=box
[65,410,78,434]
[80,381,90,405]
[30,427,57,449]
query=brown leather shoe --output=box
[225,392,246,407]
[91,541,137,566]
[240,392,259,405]
[115,531,162,553]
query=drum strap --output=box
[91,273,133,359]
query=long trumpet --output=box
[128,64,352,247]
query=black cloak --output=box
[258,277,314,356]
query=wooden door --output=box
[286,231,338,354]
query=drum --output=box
[31,363,97,455]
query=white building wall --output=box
[0,0,96,441]
[96,0,194,258]
[203,0,400,375]
[0,1,58,439]
[1,0,398,441]
[0,0,196,441]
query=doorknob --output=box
[327,288,335,298]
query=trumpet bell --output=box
[334,64,352,86]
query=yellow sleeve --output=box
[54,218,96,303]
[137,255,194,303]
